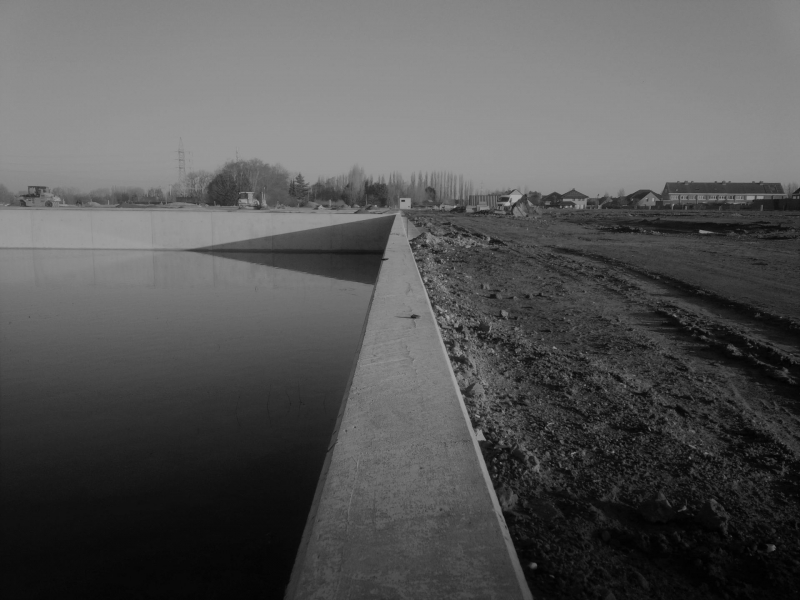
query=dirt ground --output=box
[407,209,800,600]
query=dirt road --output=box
[409,210,799,600]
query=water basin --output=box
[0,249,381,597]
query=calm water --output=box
[0,249,381,598]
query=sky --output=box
[1,0,799,197]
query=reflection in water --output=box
[0,250,379,598]
[0,248,382,289]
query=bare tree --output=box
[184,170,214,197]
[346,165,365,205]
[52,187,82,204]
[0,183,16,205]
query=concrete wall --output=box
[0,208,394,253]
[286,216,531,599]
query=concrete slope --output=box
[286,215,532,599]
[199,252,383,285]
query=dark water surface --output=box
[0,250,381,598]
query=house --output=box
[560,189,588,209]
[541,192,562,207]
[497,189,524,209]
[625,189,661,208]
[793,188,800,200]
[660,182,785,206]
[399,198,412,210]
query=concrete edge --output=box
[401,225,533,600]
[282,253,386,597]
[284,214,532,599]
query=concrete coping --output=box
[285,214,532,599]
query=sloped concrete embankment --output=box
[285,215,531,599]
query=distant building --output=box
[793,188,800,200]
[660,182,785,206]
[560,189,588,209]
[541,192,562,207]
[399,198,412,209]
[626,189,661,208]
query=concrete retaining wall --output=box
[0,208,394,253]
[286,216,531,599]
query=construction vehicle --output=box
[18,186,65,208]
[237,191,262,209]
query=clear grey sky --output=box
[1,0,798,196]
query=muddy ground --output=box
[407,209,800,600]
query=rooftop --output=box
[561,188,589,200]
[663,182,785,195]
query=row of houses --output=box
[460,182,800,212]
[660,182,797,207]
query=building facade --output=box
[660,182,785,206]
[560,189,588,209]
[626,190,661,208]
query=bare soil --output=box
[408,209,800,600]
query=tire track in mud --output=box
[551,246,800,348]
[514,244,800,390]
[437,220,800,452]
[466,224,800,458]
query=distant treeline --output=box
[2,159,561,208]
[173,161,480,208]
